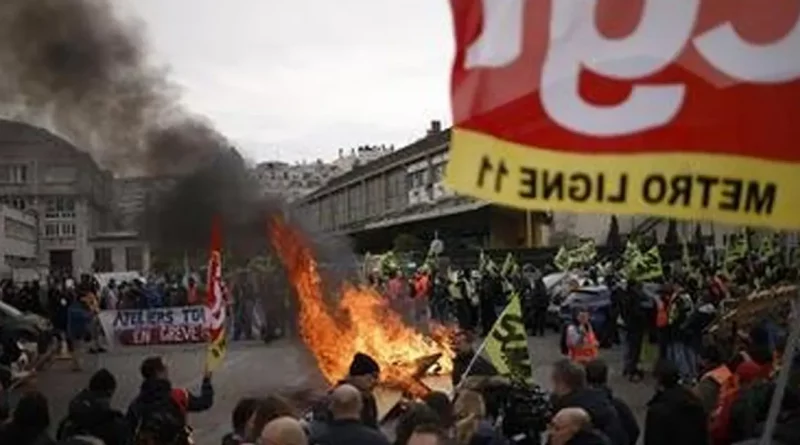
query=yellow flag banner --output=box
[554,247,570,271]
[628,246,664,281]
[481,293,533,384]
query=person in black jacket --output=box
[0,390,54,445]
[525,267,549,337]
[550,359,628,445]
[126,356,214,432]
[221,397,257,445]
[644,360,708,445]
[584,359,639,445]
[620,281,646,381]
[57,369,131,445]
[338,352,381,429]
[314,384,389,445]
[307,352,381,433]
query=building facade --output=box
[89,231,150,274]
[295,121,549,252]
[253,144,394,202]
[0,205,40,279]
[0,120,153,276]
[113,175,180,231]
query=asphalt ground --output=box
[22,333,654,444]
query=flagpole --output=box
[759,293,800,445]
[453,335,491,394]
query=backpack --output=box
[132,395,189,445]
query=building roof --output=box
[0,119,104,171]
[300,128,451,203]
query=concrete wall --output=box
[547,212,739,246]
[89,234,151,274]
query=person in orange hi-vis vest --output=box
[566,307,599,364]
[655,285,675,361]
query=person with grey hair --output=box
[259,417,307,445]
[550,359,627,445]
[547,407,610,445]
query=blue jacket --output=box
[67,302,92,341]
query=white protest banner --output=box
[99,306,208,346]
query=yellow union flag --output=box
[482,293,533,384]
[206,330,227,372]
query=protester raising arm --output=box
[173,367,214,413]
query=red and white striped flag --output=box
[205,217,227,371]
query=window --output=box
[408,170,427,189]
[432,163,445,183]
[45,197,76,219]
[5,218,35,242]
[125,246,143,271]
[43,222,76,238]
[94,248,113,272]
[0,165,28,184]
[60,223,76,236]
[1,196,28,211]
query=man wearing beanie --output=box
[338,352,380,429]
[307,352,382,441]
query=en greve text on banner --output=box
[445,0,800,229]
[98,306,209,346]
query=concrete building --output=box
[0,120,117,275]
[294,121,550,252]
[0,205,40,279]
[113,175,179,230]
[254,144,394,202]
[89,231,151,273]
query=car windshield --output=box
[0,300,23,318]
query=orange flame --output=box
[268,217,454,395]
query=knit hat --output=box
[348,352,380,377]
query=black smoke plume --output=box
[0,0,357,282]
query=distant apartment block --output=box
[253,144,394,202]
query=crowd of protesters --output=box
[0,355,213,445]
[3,341,794,445]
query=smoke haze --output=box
[0,0,358,292]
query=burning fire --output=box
[268,217,454,395]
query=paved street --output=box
[24,332,653,444]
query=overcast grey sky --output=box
[117,0,454,163]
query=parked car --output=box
[0,300,55,366]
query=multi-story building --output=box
[0,205,40,279]
[113,175,180,230]
[0,119,150,275]
[253,144,394,202]
[294,121,550,252]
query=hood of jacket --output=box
[648,385,703,412]
[68,389,115,427]
[555,388,615,426]
[137,378,173,404]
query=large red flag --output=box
[445,0,800,229]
